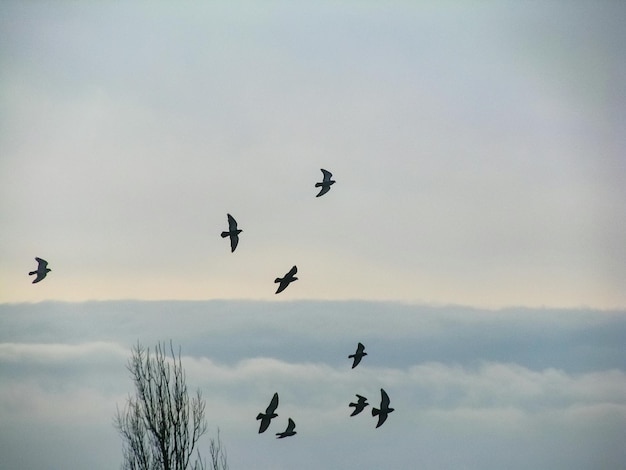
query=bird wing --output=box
[266,393,279,413]
[356,394,367,402]
[230,234,239,252]
[356,342,365,354]
[227,213,238,231]
[316,186,330,197]
[258,417,271,433]
[380,389,390,408]
[287,265,297,277]
[320,169,332,182]
[286,418,296,432]
[35,257,48,269]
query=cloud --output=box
[141,351,626,469]
[2,300,624,469]
[182,354,626,414]
[2,300,625,373]
[0,340,127,363]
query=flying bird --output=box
[276,418,297,438]
[220,213,242,252]
[256,392,279,433]
[315,168,335,197]
[275,265,298,294]
[348,342,367,368]
[29,257,51,284]
[372,388,394,428]
[349,394,369,416]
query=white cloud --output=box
[182,355,626,415]
[0,341,128,363]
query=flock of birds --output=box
[256,339,395,439]
[28,169,394,439]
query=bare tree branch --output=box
[208,428,228,470]
[114,341,225,470]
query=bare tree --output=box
[115,341,226,470]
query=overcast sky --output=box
[1,2,625,469]
[1,0,624,308]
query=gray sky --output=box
[1,300,625,470]
[1,1,624,308]
[1,2,626,469]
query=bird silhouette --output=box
[29,257,51,284]
[372,388,394,428]
[349,394,369,416]
[275,265,298,294]
[315,168,335,197]
[276,418,297,438]
[220,213,242,252]
[348,342,367,368]
[256,392,279,433]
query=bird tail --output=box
[256,413,264,420]
[315,182,322,187]
[274,278,281,283]
[372,407,380,417]
[220,231,229,238]
[28,271,36,275]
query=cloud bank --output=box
[1,300,624,469]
